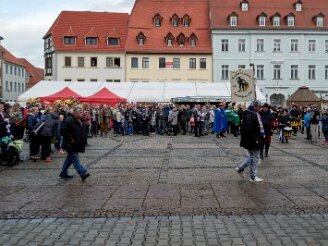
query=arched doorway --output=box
[270,93,285,107]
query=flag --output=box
[230,69,256,102]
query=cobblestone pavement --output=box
[0,132,328,245]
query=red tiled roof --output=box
[210,0,328,30]
[0,45,24,67]
[126,0,212,54]
[44,11,129,52]
[18,58,44,86]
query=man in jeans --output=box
[59,105,90,181]
[235,99,264,182]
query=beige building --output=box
[126,0,212,82]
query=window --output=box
[221,39,229,52]
[291,39,298,52]
[308,65,316,80]
[5,81,8,91]
[273,65,281,79]
[14,67,17,75]
[18,83,20,92]
[18,68,20,76]
[238,39,246,52]
[131,57,138,68]
[189,58,196,69]
[178,34,186,46]
[230,16,237,26]
[78,57,84,67]
[64,79,72,82]
[256,65,264,79]
[238,65,246,69]
[295,3,302,12]
[108,38,119,46]
[5,64,8,74]
[273,39,281,52]
[90,79,97,82]
[64,57,71,67]
[183,19,190,27]
[173,19,179,27]
[308,40,316,52]
[173,58,180,69]
[200,58,206,69]
[155,18,161,27]
[10,65,12,75]
[138,38,144,45]
[159,57,166,68]
[273,16,280,26]
[325,65,328,79]
[241,3,248,11]
[64,36,75,45]
[291,65,298,79]
[90,57,97,67]
[45,53,52,76]
[86,37,97,45]
[22,84,24,92]
[221,65,229,80]
[190,39,196,46]
[114,58,120,67]
[325,40,328,53]
[257,39,264,52]
[10,82,12,92]
[317,17,324,27]
[167,39,173,46]
[77,79,85,82]
[142,57,149,68]
[287,16,295,26]
[259,16,266,26]
[22,69,24,77]
[106,57,113,68]
[14,82,16,92]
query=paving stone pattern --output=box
[0,133,328,245]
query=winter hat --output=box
[249,99,262,107]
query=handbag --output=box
[33,122,45,135]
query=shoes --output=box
[81,173,90,181]
[221,134,226,137]
[59,173,73,179]
[235,167,244,179]
[249,177,263,182]
[265,152,268,157]
[260,152,264,159]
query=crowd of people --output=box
[0,99,327,180]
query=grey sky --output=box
[0,0,135,68]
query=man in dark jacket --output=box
[59,106,90,181]
[235,99,264,182]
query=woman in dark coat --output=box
[259,104,275,158]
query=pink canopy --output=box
[82,87,127,105]
[40,87,81,102]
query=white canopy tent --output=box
[18,81,266,105]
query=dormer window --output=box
[294,0,303,12]
[177,33,186,46]
[240,0,249,11]
[182,14,191,27]
[189,33,198,46]
[136,32,146,46]
[313,13,325,27]
[108,38,119,46]
[273,16,280,26]
[63,36,76,45]
[171,14,179,27]
[165,32,175,46]
[228,12,238,27]
[85,37,97,45]
[285,13,295,26]
[153,13,163,27]
[257,13,267,26]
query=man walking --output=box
[235,99,264,182]
[59,105,90,181]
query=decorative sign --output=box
[165,62,173,68]
[230,69,256,102]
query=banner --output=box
[230,69,256,102]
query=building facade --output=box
[210,0,328,106]
[43,11,129,82]
[1,46,27,102]
[125,0,212,82]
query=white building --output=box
[43,11,129,83]
[210,0,328,106]
[1,46,27,102]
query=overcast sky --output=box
[0,0,135,68]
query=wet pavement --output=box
[0,132,328,245]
